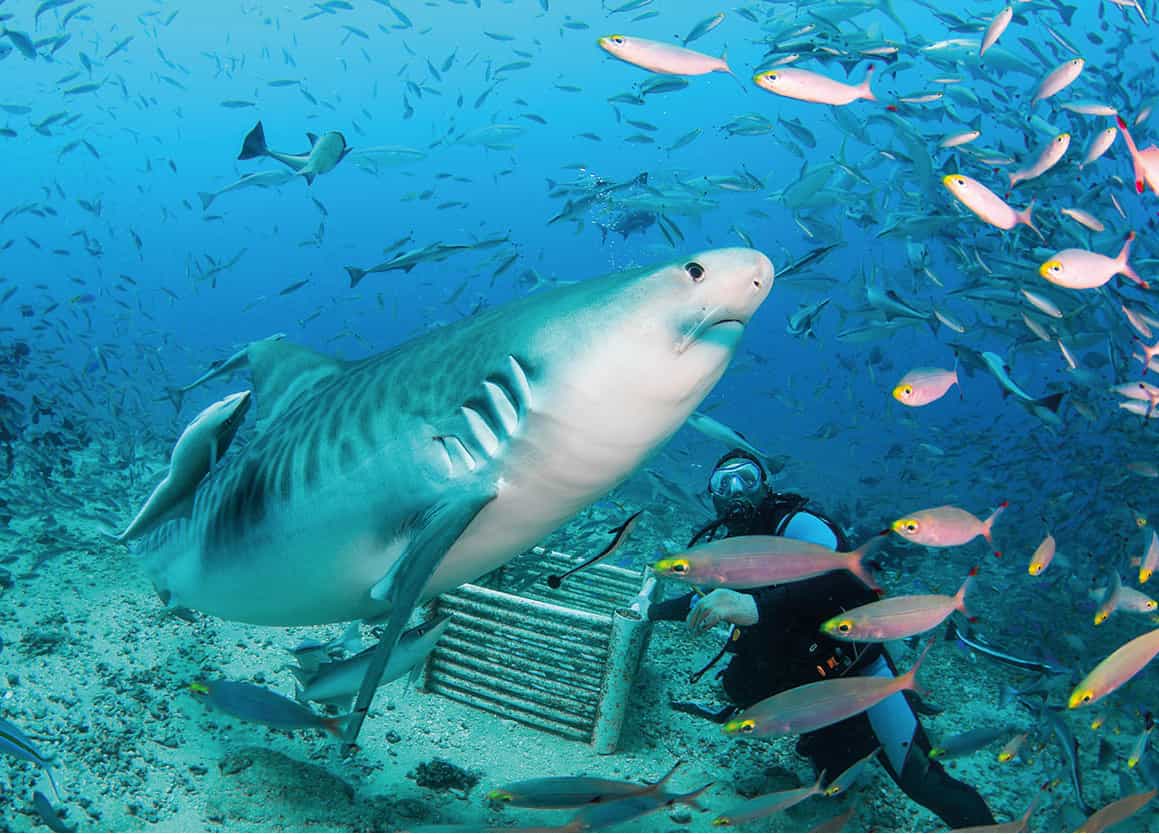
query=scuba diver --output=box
[644,448,996,829]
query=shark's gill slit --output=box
[506,354,534,410]
[460,405,501,457]
[482,378,520,435]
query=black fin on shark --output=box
[238,121,268,161]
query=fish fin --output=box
[306,131,319,145]
[1019,199,1043,241]
[1119,232,1147,288]
[197,192,215,211]
[237,121,268,160]
[1031,391,1065,415]
[245,338,347,429]
[899,637,933,697]
[345,486,497,750]
[303,172,316,186]
[982,501,1008,557]
[956,567,977,616]
[860,64,877,102]
[345,266,367,288]
[848,533,886,593]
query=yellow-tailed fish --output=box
[997,732,1028,763]
[820,568,976,642]
[1080,127,1117,169]
[753,65,875,105]
[891,502,1007,557]
[1039,233,1146,290]
[1141,530,1159,583]
[1075,789,1157,833]
[942,174,1039,235]
[1009,133,1070,188]
[1069,627,1159,708]
[724,642,931,737]
[654,533,886,593]
[1094,571,1122,626]
[598,35,730,76]
[710,770,825,826]
[980,6,1013,57]
[892,366,959,406]
[1031,58,1084,105]
[1128,714,1153,768]
[1028,533,1055,575]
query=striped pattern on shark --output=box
[137,250,773,698]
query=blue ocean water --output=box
[2,0,1159,831]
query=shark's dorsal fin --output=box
[306,131,319,145]
[247,339,345,428]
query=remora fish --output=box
[291,613,452,707]
[237,121,350,185]
[109,391,251,542]
[944,620,1066,675]
[138,249,772,739]
[167,333,286,414]
[197,170,297,210]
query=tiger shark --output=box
[138,247,772,741]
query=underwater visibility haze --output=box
[2,0,1159,831]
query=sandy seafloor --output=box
[2,441,1157,833]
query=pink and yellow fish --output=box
[598,35,730,76]
[654,533,885,593]
[1039,233,1145,290]
[942,174,1038,235]
[752,65,875,105]
[892,366,959,406]
[724,643,930,737]
[1069,627,1159,709]
[891,502,1007,557]
[819,568,976,642]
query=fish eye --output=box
[611,35,625,44]
[740,720,755,735]
[672,560,688,574]
[685,262,705,282]
[906,522,918,533]
[902,386,912,396]
[837,621,852,633]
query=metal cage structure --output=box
[420,546,655,754]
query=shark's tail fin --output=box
[1033,391,1065,414]
[345,266,367,288]
[238,121,268,161]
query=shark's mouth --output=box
[676,309,746,354]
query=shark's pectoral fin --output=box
[344,486,497,750]
[246,338,348,428]
[306,132,319,145]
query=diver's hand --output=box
[686,589,758,632]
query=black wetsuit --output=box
[650,493,995,829]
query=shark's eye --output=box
[685,262,705,282]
